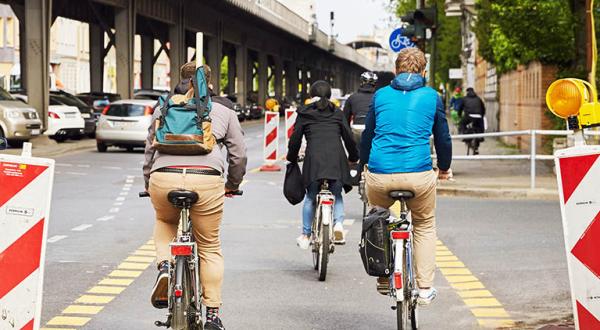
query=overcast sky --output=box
[315,0,394,43]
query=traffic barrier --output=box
[260,112,281,171]
[0,143,55,330]
[284,107,297,153]
[555,144,600,329]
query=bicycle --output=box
[461,114,484,155]
[140,189,242,330]
[311,180,336,281]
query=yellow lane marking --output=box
[88,286,126,295]
[389,202,514,328]
[118,262,151,270]
[139,245,155,251]
[109,270,143,278]
[125,255,155,263]
[250,167,261,173]
[99,278,134,286]
[75,295,115,304]
[146,239,155,244]
[240,179,249,187]
[62,305,104,315]
[133,249,155,256]
[46,316,91,326]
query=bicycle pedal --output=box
[391,305,397,310]
[154,320,169,328]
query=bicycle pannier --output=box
[359,206,391,277]
[153,66,216,155]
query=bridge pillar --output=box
[258,52,268,107]
[89,23,104,92]
[274,57,283,100]
[235,43,248,106]
[141,35,154,90]
[207,26,223,94]
[24,0,51,129]
[114,0,135,99]
[169,1,185,91]
[300,65,308,100]
[286,61,298,100]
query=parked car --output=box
[224,94,246,122]
[247,103,264,120]
[134,89,169,102]
[95,99,155,152]
[0,87,42,146]
[76,91,121,115]
[50,90,96,137]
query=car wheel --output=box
[87,132,96,139]
[53,136,67,143]
[97,141,108,152]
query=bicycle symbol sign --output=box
[389,28,415,52]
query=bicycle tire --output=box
[406,240,418,330]
[171,257,189,330]
[318,223,329,281]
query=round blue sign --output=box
[389,28,415,52]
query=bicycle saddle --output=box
[167,190,199,208]
[389,190,415,200]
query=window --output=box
[6,17,14,47]
[0,17,4,47]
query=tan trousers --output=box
[149,172,225,307]
[365,169,437,288]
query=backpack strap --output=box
[158,94,173,128]
[191,67,212,129]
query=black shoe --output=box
[204,316,225,330]
[150,260,170,309]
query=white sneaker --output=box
[296,235,310,250]
[333,222,345,244]
[417,287,437,306]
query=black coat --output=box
[459,91,486,117]
[343,86,375,125]
[287,102,359,193]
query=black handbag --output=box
[283,162,305,205]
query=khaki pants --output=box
[365,169,437,288]
[149,172,225,307]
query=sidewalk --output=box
[0,137,96,158]
[437,137,559,200]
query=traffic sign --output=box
[389,28,415,52]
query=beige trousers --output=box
[149,171,225,307]
[365,169,437,288]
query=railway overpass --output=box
[2,0,375,128]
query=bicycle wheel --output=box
[312,209,321,271]
[171,257,189,330]
[406,241,418,330]
[318,223,330,281]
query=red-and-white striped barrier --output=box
[555,145,600,329]
[0,145,55,330]
[260,112,281,171]
[284,107,297,153]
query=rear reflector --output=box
[321,200,333,205]
[394,272,403,289]
[391,231,410,240]
[174,289,183,297]
[171,245,193,256]
[48,111,60,119]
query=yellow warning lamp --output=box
[546,78,600,130]
[265,98,279,112]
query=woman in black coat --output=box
[287,81,359,249]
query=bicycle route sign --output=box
[389,28,415,52]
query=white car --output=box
[95,99,156,152]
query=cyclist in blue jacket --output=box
[360,47,452,306]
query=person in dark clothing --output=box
[287,80,359,248]
[344,71,378,132]
[458,87,486,154]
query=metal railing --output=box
[439,129,600,189]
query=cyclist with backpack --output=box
[143,62,247,330]
[360,48,452,306]
[287,80,359,248]
[343,71,378,148]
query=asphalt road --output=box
[37,120,572,329]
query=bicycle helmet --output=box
[360,71,378,87]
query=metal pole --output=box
[196,32,204,68]
[530,130,536,190]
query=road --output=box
[36,120,572,329]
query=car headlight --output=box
[6,110,22,118]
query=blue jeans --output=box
[302,180,344,235]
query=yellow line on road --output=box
[43,240,156,329]
[389,201,515,328]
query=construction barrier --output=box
[260,112,281,171]
[0,143,55,330]
[555,145,600,329]
[284,107,297,153]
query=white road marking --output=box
[96,215,115,222]
[119,192,128,196]
[109,207,120,213]
[124,183,132,188]
[127,167,139,171]
[56,163,73,167]
[47,235,68,243]
[77,164,91,168]
[116,197,125,202]
[102,166,123,170]
[126,179,134,184]
[71,224,93,231]
[127,175,135,179]
[345,219,356,226]
[114,202,123,206]
[122,186,131,191]
[267,181,276,186]
[66,171,87,176]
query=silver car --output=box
[0,87,42,146]
[95,99,156,152]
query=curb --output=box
[437,186,559,201]
[0,139,96,159]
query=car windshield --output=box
[0,87,15,101]
[52,93,88,108]
[105,104,145,117]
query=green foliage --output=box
[474,0,576,73]
[220,56,228,93]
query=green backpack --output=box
[153,66,216,155]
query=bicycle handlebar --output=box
[227,190,244,196]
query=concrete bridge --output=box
[3,0,375,127]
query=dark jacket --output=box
[287,102,359,193]
[459,90,486,117]
[343,86,375,125]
